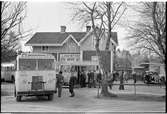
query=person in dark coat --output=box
[83,71,86,87]
[80,70,86,88]
[89,70,95,88]
[96,71,102,88]
[56,71,64,97]
[69,73,76,97]
[87,70,91,88]
[132,72,137,84]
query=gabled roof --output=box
[25,32,87,46]
[79,31,118,46]
[25,31,118,46]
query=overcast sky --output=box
[21,2,138,52]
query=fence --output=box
[112,83,166,95]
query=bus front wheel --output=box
[16,96,22,102]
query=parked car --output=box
[144,71,161,84]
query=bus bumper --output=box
[17,90,56,96]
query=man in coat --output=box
[56,71,64,97]
[80,70,86,88]
[69,73,76,97]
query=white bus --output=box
[1,62,15,82]
[15,53,57,101]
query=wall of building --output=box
[32,33,115,72]
[82,50,111,72]
[80,34,115,72]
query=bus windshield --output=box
[19,59,54,70]
[19,59,36,70]
[38,59,54,70]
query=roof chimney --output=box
[86,26,91,32]
[60,26,66,33]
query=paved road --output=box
[1,82,166,112]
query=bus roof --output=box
[17,53,55,59]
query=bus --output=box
[1,62,15,82]
[15,53,57,101]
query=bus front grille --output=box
[31,76,44,90]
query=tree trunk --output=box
[105,2,112,50]
[91,5,117,97]
[101,79,117,97]
[94,35,116,97]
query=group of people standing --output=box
[79,70,119,89]
[55,69,119,98]
[56,71,77,98]
[79,70,102,88]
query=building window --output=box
[41,46,48,51]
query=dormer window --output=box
[42,46,48,51]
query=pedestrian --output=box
[113,71,117,81]
[87,70,91,88]
[96,71,102,88]
[132,72,136,84]
[56,71,64,97]
[69,71,76,97]
[89,70,95,88]
[93,70,96,88]
[80,70,86,88]
[82,70,86,87]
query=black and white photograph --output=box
[1,0,166,113]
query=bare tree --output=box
[127,2,166,75]
[1,1,32,62]
[71,2,126,97]
[1,1,31,51]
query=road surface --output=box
[1,81,165,112]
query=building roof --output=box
[25,31,118,46]
[26,32,87,45]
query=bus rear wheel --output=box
[16,96,22,102]
[48,94,53,100]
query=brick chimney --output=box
[86,26,91,32]
[60,26,66,32]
